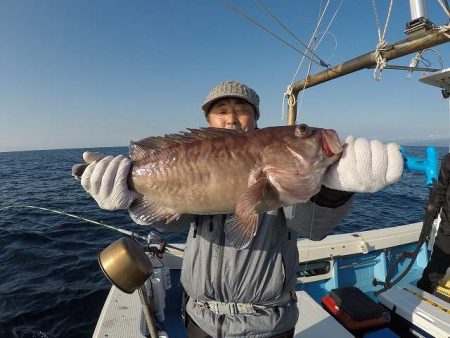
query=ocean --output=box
[0,145,447,338]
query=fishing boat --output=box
[92,1,450,337]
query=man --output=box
[417,153,450,294]
[78,81,403,337]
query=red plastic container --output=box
[322,295,389,331]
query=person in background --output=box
[417,153,450,293]
[76,81,403,337]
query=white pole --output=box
[409,0,428,20]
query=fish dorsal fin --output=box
[186,127,243,139]
[129,128,244,161]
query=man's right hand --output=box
[77,151,137,210]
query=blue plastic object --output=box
[363,328,399,338]
[401,146,438,187]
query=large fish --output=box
[126,124,343,249]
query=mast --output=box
[286,1,450,125]
[409,0,428,20]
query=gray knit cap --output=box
[201,81,260,120]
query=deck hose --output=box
[373,180,439,295]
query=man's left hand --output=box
[323,136,403,193]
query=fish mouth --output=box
[321,130,343,157]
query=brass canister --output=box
[98,237,153,293]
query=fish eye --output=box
[296,124,310,136]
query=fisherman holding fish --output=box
[75,81,403,337]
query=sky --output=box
[1,0,450,152]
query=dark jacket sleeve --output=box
[310,185,354,208]
[431,154,450,214]
[285,186,354,241]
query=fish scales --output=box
[131,132,264,214]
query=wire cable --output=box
[283,0,343,123]
[288,0,332,87]
[316,31,339,62]
[218,0,326,67]
[315,0,344,53]
[437,0,450,18]
[421,48,444,69]
[255,0,328,67]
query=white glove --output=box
[80,151,138,210]
[323,136,403,193]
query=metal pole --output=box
[287,26,450,124]
[138,286,159,338]
[409,0,428,20]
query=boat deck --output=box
[93,223,449,337]
[296,290,353,337]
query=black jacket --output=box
[432,153,450,235]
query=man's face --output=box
[207,98,256,131]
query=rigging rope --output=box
[296,47,315,123]
[282,0,343,123]
[295,0,343,119]
[438,22,450,39]
[218,0,326,68]
[437,0,450,18]
[281,0,330,122]
[426,48,444,68]
[315,0,342,53]
[371,0,394,80]
[317,31,339,63]
[283,0,329,121]
[282,0,341,287]
[287,0,332,88]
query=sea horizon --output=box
[1,138,448,154]
[0,145,128,154]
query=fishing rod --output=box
[0,205,184,252]
[373,147,439,295]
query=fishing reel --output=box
[146,231,168,259]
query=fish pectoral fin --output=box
[224,214,259,250]
[224,177,269,249]
[267,169,321,203]
[129,197,180,225]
